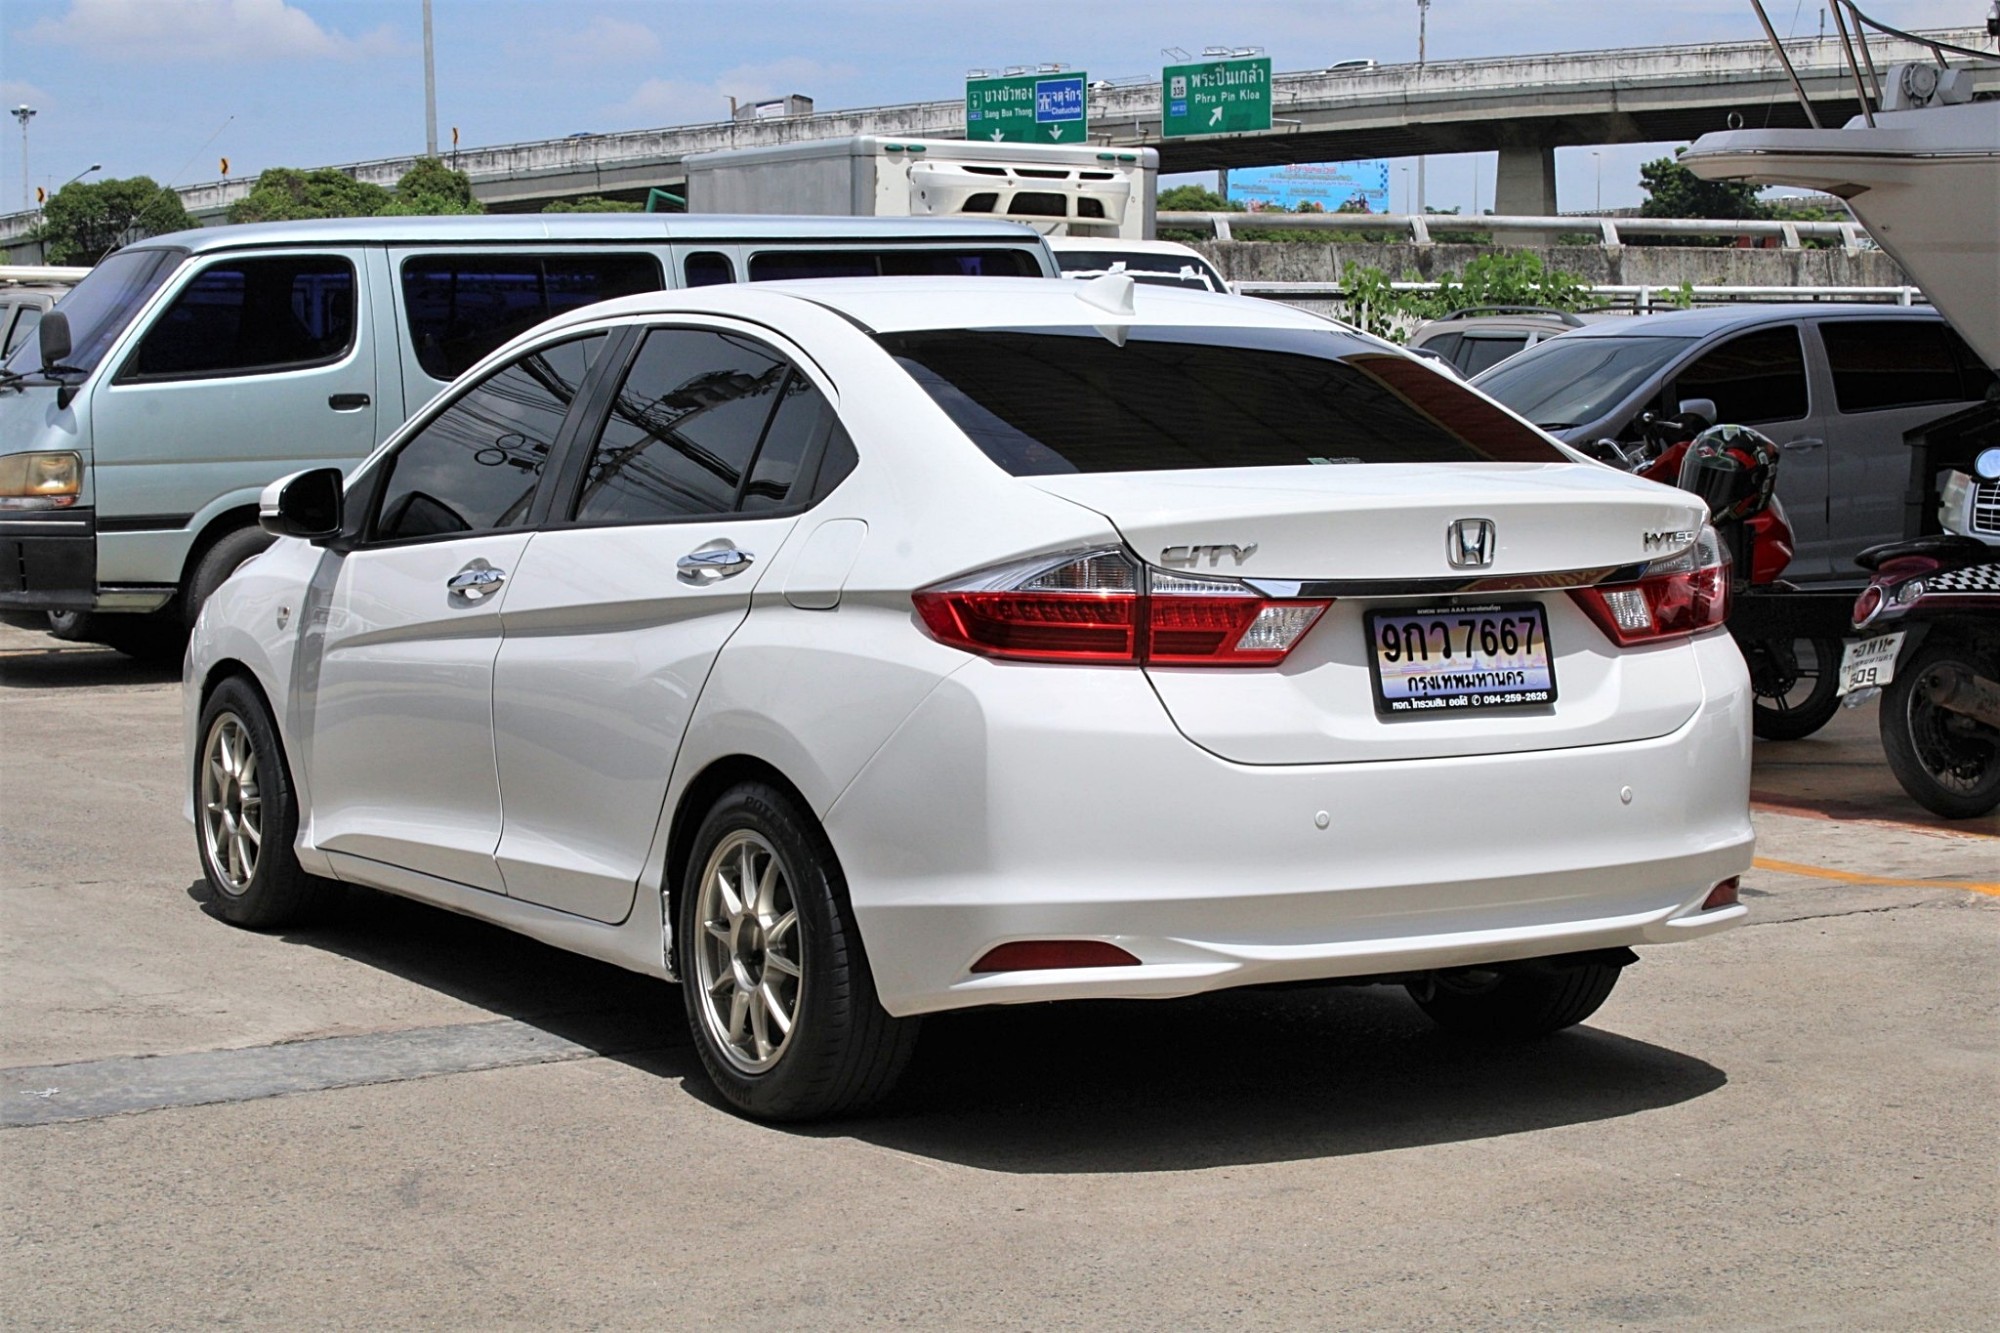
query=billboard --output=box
[1228,160,1392,213]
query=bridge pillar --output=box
[1493,137,1558,246]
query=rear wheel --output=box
[1744,635,1843,741]
[677,781,918,1121]
[1406,954,1628,1038]
[195,676,329,928]
[1880,641,2000,820]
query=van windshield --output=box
[1472,334,1696,430]
[3,247,182,379]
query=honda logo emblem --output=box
[1446,518,1496,570]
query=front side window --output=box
[572,329,795,524]
[127,255,356,380]
[373,334,604,542]
[1820,319,1999,413]
[1673,325,1809,424]
[3,247,180,378]
[399,253,662,381]
[746,248,1044,281]
[3,305,40,356]
[881,325,1569,476]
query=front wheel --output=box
[1744,635,1843,741]
[194,676,331,928]
[1880,641,2000,820]
[677,782,918,1121]
[1406,954,1628,1038]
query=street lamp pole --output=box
[11,105,35,212]
[1415,0,1431,215]
[422,0,438,157]
[1592,151,1602,213]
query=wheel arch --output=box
[195,657,306,807]
[662,754,825,966]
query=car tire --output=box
[1406,955,1626,1038]
[1879,640,2000,820]
[45,608,95,641]
[185,525,275,629]
[194,675,330,929]
[1745,635,1843,741]
[676,781,918,1122]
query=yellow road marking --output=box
[1752,856,2000,898]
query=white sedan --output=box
[186,276,1754,1121]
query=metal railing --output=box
[1234,280,1929,323]
[1158,211,1872,251]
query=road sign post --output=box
[966,71,1089,144]
[1161,57,1273,137]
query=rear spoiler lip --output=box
[1244,563,1650,599]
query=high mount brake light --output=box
[1570,526,1731,646]
[913,548,1331,667]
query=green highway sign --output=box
[1161,57,1273,137]
[966,71,1089,144]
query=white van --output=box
[0,214,1053,654]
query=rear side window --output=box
[879,326,1568,474]
[127,255,355,380]
[683,252,735,287]
[1457,335,1527,377]
[1415,331,1462,363]
[1672,325,1809,424]
[374,334,604,541]
[1820,320,1998,413]
[400,253,662,381]
[746,248,1043,281]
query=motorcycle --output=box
[1587,403,1839,741]
[1838,448,2000,820]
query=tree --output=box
[1156,183,1240,213]
[542,196,643,213]
[35,176,194,264]
[228,168,391,223]
[1343,251,1591,342]
[381,158,482,216]
[1638,147,1764,221]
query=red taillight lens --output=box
[1702,877,1740,911]
[1570,526,1731,646]
[914,549,1329,667]
[970,940,1142,972]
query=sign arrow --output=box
[1208,105,1225,127]
[990,129,1005,141]
[1049,126,1063,140]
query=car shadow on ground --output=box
[210,880,1727,1172]
[0,644,179,689]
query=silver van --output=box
[0,214,1054,653]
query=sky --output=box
[0,0,1984,218]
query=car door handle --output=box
[328,393,371,412]
[676,546,755,582]
[446,562,506,601]
[1782,437,1824,452]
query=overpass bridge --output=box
[2,27,1992,250]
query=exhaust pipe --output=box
[1920,664,2000,730]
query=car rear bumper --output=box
[826,630,1754,1017]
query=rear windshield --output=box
[3,247,181,378]
[1474,334,1696,430]
[879,325,1568,474]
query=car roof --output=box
[123,213,1050,256]
[1549,301,1942,339]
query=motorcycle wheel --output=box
[1745,635,1844,742]
[1879,641,2000,820]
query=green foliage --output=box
[542,196,644,213]
[229,168,391,224]
[34,176,194,264]
[380,158,482,216]
[1156,183,1241,213]
[1639,148,1764,221]
[1341,251,1593,342]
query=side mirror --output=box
[38,310,72,368]
[259,467,344,542]
[1676,397,1718,429]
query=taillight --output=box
[913,547,1330,667]
[1570,525,1731,646]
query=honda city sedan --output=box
[185,276,1754,1120]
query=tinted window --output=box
[683,252,734,287]
[1458,335,1527,377]
[128,255,354,379]
[746,248,1043,281]
[1415,331,1462,362]
[3,305,39,356]
[573,329,790,523]
[1474,334,1696,430]
[374,334,604,541]
[4,247,179,377]
[741,374,831,512]
[1820,319,1998,413]
[400,253,661,381]
[881,326,1568,475]
[1673,325,1808,424]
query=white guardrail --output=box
[1159,211,1875,252]
[1235,281,1928,312]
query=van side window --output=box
[1820,320,1999,413]
[1673,325,1808,424]
[745,248,1043,281]
[373,334,605,542]
[399,254,662,381]
[127,255,356,380]
[683,252,735,287]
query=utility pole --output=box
[1592,150,1602,213]
[1415,1,1430,215]
[422,0,438,157]
[12,105,35,212]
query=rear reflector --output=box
[915,548,1329,667]
[1702,876,1740,911]
[1570,525,1731,646]
[970,940,1142,973]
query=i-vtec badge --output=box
[1643,528,1698,554]
[1160,543,1257,568]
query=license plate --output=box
[1837,632,1904,697]
[1365,602,1557,717]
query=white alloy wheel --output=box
[200,711,264,893]
[693,830,806,1073]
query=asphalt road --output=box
[2,626,1994,1330]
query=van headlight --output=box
[0,452,82,509]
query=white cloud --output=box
[523,15,662,70]
[2,80,54,109]
[611,57,857,128]
[22,0,402,62]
